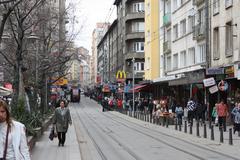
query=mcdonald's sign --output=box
[116,70,126,82]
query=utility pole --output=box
[132,57,135,116]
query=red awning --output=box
[129,85,147,93]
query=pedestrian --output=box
[216,100,228,132]
[175,103,183,125]
[186,98,196,126]
[231,102,240,134]
[0,100,31,160]
[211,103,218,125]
[53,100,72,147]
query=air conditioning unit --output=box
[233,49,240,62]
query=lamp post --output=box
[28,34,39,84]
[132,57,135,116]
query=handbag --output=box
[49,126,57,141]
[2,124,10,160]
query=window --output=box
[213,27,220,59]
[180,50,186,67]
[188,47,195,65]
[225,0,233,8]
[213,0,220,15]
[166,29,171,41]
[133,42,144,52]
[173,0,183,11]
[173,24,178,40]
[166,54,171,71]
[199,44,206,63]
[132,22,145,32]
[173,53,178,69]
[164,0,171,14]
[133,2,145,12]
[180,19,186,36]
[225,21,233,56]
[188,16,195,33]
[134,62,144,72]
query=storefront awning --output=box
[129,84,147,93]
[0,86,13,96]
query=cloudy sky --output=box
[66,0,116,53]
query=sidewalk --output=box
[120,110,240,147]
[31,123,81,160]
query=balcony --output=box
[163,41,171,53]
[126,32,145,41]
[163,13,171,26]
[124,52,144,61]
[125,12,144,22]
[193,24,206,41]
[193,0,205,6]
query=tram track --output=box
[72,104,108,160]
[102,111,239,160]
[74,98,239,160]
[73,103,142,160]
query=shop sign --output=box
[187,71,205,84]
[225,66,234,78]
[203,77,216,87]
[209,85,218,94]
[53,77,68,86]
[206,68,224,75]
[116,70,126,82]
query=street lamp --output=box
[28,34,39,84]
[132,57,135,116]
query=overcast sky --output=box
[66,0,116,53]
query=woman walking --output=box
[53,100,72,146]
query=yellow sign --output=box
[116,70,126,80]
[53,77,68,86]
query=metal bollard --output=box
[220,128,224,143]
[238,131,240,137]
[166,117,169,128]
[196,122,200,137]
[175,119,178,130]
[179,124,182,131]
[209,120,212,129]
[211,125,214,140]
[190,124,192,134]
[229,128,233,145]
[203,124,207,138]
[184,121,187,133]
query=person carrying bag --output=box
[49,125,57,141]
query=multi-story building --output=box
[114,0,145,84]
[156,0,208,104]
[97,20,118,84]
[91,23,110,86]
[144,0,160,80]
[208,0,240,105]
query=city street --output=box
[31,96,240,160]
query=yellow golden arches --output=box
[116,70,126,79]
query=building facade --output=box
[114,0,145,83]
[91,23,110,86]
[144,0,160,80]
[97,20,118,84]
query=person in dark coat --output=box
[53,100,72,146]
